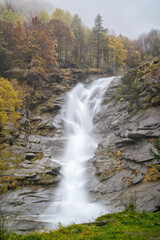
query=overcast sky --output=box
[46,0,160,39]
[1,0,160,39]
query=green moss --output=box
[31,152,44,162]
[0,149,25,173]
[0,176,23,194]
[40,173,54,185]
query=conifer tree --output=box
[91,14,107,68]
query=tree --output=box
[38,11,50,24]
[91,14,107,68]
[0,9,22,27]
[48,19,74,62]
[63,11,72,26]
[120,35,141,68]
[51,8,65,22]
[0,78,22,128]
[133,29,160,60]
[108,35,127,70]
[0,20,15,76]
[145,29,160,57]
[83,27,92,65]
[11,24,57,88]
[71,14,84,64]
[51,9,73,27]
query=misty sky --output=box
[0,0,160,39]
[46,0,160,39]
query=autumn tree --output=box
[38,10,50,24]
[0,9,22,27]
[108,35,127,71]
[51,9,72,26]
[63,11,72,26]
[11,24,57,88]
[51,8,65,22]
[71,14,85,65]
[0,78,22,129]
[120,35,141,67]
[48,19,74,62]
[0,20,15,76]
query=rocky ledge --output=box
[89,76,160,213]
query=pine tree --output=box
[91,14,107,68]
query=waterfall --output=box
[41,76,114,227]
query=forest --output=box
[0,2,160,78]
[0,1,159,122]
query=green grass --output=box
[1,210,160,240]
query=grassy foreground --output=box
[1,210,160,240]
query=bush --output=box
[150,137,160,162]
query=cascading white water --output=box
[41,76,114,227]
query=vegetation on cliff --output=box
[117,57,160,112]
[0,78,22,129]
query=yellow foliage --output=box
[10,79,29,103]
[108,35,127,68]
[143,166,160,182]
[0,78,22,128]
[116,150,122,157]
[122,177,132,184]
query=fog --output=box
[0,0,55,15]
[0,0,159,39]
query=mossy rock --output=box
[39,173,55,185]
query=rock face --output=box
[0,187,57,232]
[89,76,160,213]
[0,74,160,233]
[0,91,66,233]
